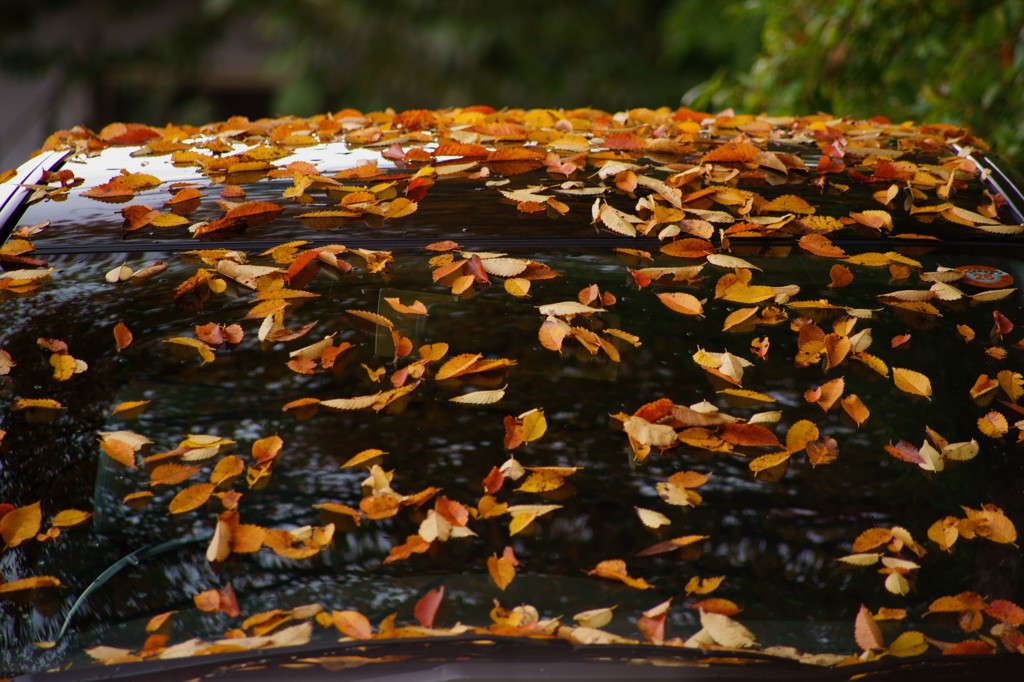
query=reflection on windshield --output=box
[1,239,1023,673]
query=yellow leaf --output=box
[573,606,616,628]
[509,512,537,536]
[837,553,882,566]
[706,254,761,271]
[887,631,928,657]
[722,307,759,332]
[51,510,93,528]
[344,308,394,329]
[504,277,531,297]
[516,467,577,493]
[685,575,724,595]
[716,389,776,404]
[450,386,506,405]
[699,610,757,648]
[892,367,932,399]
[11,398,64,411]
[520,409,547,442]
[597,201,637,236]
[635,507,671,529]
[49,354,78,381]
[164,337,215,364]
[340,449,387,468]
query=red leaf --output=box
[414,586,444,628]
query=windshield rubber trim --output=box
[14,634,1024,682]
[26,235,1024,257]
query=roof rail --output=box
[0,149,71,241]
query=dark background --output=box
[1,1,1022,166]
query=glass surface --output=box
[2,233,1022,672]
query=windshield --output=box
[2,110,1024,676]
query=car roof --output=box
[8,107,1023,255]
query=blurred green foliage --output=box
[696,0,1024,163]
[3,0,1021,163]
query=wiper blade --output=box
[15,633,1022,682]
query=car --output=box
[1,107,1023,680]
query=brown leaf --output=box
[113,322,133,351]
[855,604,885,652]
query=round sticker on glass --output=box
[956,265,1014,289]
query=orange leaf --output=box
[487,554,517,591]
[852,527,893,552]
[51,509,93,527]
[656,292,704,316]
[168,483,216,514]
[718,423,781,448]
[120,205,157,231]
[829,264,853,288]
[691,598,741,616]
[700,142,760,163]
[384,297,428,316]
[148,463,201,487]
[101,437,137,467]
[659,238,715,259]
[798,233,846,258]
[82,180,135,201]
[1,501,41,548]
[166,187,201,205]
[332,610,373,639]
[0,575,61,595]
[252,435,284,464]
[113,322,133,351]
[841,394,870,426]
[586,559,652,589]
